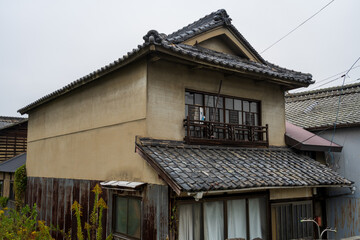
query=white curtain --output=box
[249,198,267,240]
[227,199,247,239]
[204,201,224,240]
[178,204,200,240]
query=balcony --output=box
[184,117,269,147]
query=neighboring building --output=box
[0,153,26,207]
[0,116,25,129]
[0,119,28,207]
[286,83,360,239]
[19,9,351,240]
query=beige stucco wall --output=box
[198,36,238,56]
[146,60,286,146]
[270,188,313,200]
[27,60,164,184]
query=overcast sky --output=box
[1,0,359,117]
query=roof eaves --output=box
[135,139,182,195]
[18,43,153,115]
[152,39,312,87]
[0,119,28,132]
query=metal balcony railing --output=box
[184,116,269,147]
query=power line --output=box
[288,57,360,154]
[292,65,360,93]
[316,65,360,84]
[328,56,360,165]
[260,0,335,54]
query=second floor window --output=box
[185,91,260,126]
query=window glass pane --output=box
[185,92,194,105]
[228,199,247,239]
[225,110,229,123]
[234,99,242,111]
[243,101,249,112]
[205,107,210,122]
[225,98,233,109]
[250,102,258,113]
[238,112,243,125]
[219,109,223,123]
[179,204,201,240]
[188,106,200,120]
[215,96,223,108]
[254,114,258,126]
[185,105,188,118]
[195,94,203,105]
[114,197,128,234]
[229,110,239,124]
[204,201,224,240]
[249,198,267,240]
[205,95,214,107]
[128,199,141,238]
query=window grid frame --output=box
[177,193,268,240]
[112,195,142,240]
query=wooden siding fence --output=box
[26,177,108,240]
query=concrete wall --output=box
[27,60,163,185]
[316,127,360,239]
[147,60,286,146]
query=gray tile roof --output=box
[19,9,313,114]
[286,83,360,130]
[136,138,351,194]
[166,9,266,63]
[0,116,26,129]
[0,153,26,173]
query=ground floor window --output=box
[178,197,267,240]
[271,201,313,240]
[113,196,141,239]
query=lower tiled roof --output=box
[136,138,351,194]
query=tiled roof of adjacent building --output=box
[0,116,27,128]
[285,83,360,130]
[135,138,351,194]
[0,153,26,173]
[19,9,313,114]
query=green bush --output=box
[0,196,8,208]
[14,165,27,210]
[0,204,53,240]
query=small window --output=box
[113,196,141,239]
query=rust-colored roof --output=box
[285,121,342,152]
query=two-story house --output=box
[19,10,351,240]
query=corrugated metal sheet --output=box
[327,197,360,239]
[100,180,145,189]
